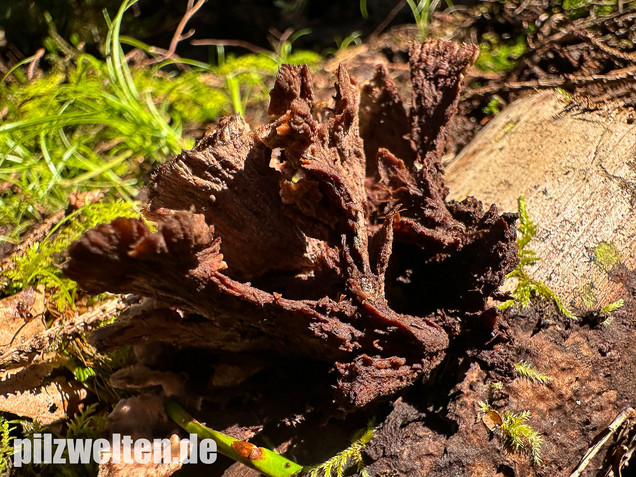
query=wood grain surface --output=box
[446,91,636,312]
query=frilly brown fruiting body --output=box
[63,40,518,407]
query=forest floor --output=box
[1,1,636,476]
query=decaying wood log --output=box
[58,39,636,477]
[446,91,636,312]
[361,92,636,477]
[62,40,518,409]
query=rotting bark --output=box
[63,40,518,408]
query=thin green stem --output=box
[165,400,303,477]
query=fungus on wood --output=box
[62,40,518,408]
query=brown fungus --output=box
[63,40,518,407]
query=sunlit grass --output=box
[0,0,324,313]
[0,0,228,242]
[0,0,322,243]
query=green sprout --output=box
[327,31,363,56]
[514,361,552,385]
[406,0,447,41]
[499,196,577,320]
[166,400,375,477]
[273,29,313,65]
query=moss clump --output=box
[501,410,544,464]
[561,0,626,18]
[2,201,143,310]
[594,242,621,273]
[478,402,543,465]
[482,97,502,116]
[474,34,527,73]
[133,70,229,125]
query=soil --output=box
[363,292,636,476]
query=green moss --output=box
[285,50,323,66]
[514,361,552,385]
[474,34,527,73]
[561,0,626,18]
[598,298,625,326]
[304,420,374,477]
[66,403,105,441]
[213,48,321,117]
[3,201,143,310]
[594,242,621,273]
[499,196,577,320]
[501,410,543,464]
[482,97,502,116]
[575,283,597,309]
[134,70,229,125]
[600,299,624,314]
[214,46,320,79]
[478,402,543,465]
[504,121,517,133]
[215,53,280,77]
[0,416,14,474]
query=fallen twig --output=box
[570,407,636,477]
[464,68,636,98]
[0,296,128,370]
[190,38,270,55]
[141,0,207,67]
[165,0,207,60]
